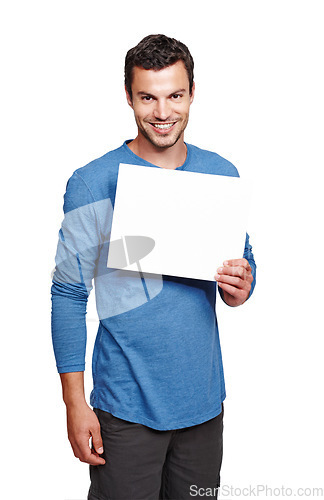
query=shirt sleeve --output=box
[243,232,256,300]
[51,172,101,373]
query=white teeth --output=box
[152,123,174,129]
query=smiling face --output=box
[126,60,195,151]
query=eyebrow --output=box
[137,89,187,97]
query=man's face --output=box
[126,60,195,150]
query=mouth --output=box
[149,122,177,134]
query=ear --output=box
[190,82,195,104]
[125,85,134,109]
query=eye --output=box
[142,96,153,102]
[172,94,182,99]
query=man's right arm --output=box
[60,372,105,465]
[51,172,105,465]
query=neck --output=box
[127,134,187,169]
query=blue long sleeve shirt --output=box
[51,141,256,430]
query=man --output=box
[51,34,256,500]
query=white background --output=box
[1,1,323,499]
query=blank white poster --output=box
[108,163,249,281]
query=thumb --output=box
[91,427,104,454]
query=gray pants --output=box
[88,404,224,500]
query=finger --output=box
[81,450,106,466]
[216,267,253,285]
[216,265,251,280]
[91,427,104,455]
[71,437,106,466]
[217,281,248,300]
[223,258,251,272]
[215,274,250,291]
[79,445,106,465]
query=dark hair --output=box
[124,34,194,100]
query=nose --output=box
[153,99,171,121]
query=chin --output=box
[148,132,183,150]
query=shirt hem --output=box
[90,393,226,431]
[57,364,85,373]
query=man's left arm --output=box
[215,233,256,307]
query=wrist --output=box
[63,394,87,408]
[60,371,87,408]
